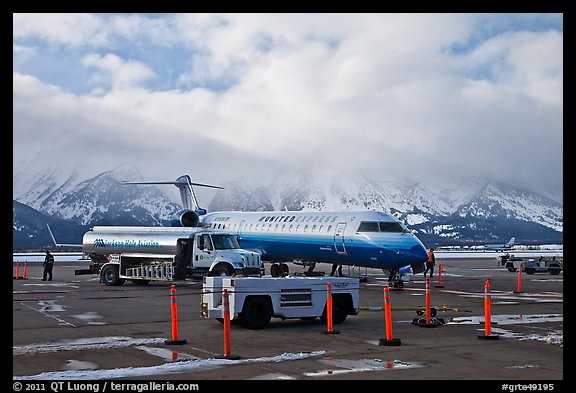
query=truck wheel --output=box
[525,267,536,275]
[101,265,124,286]
[280,263,289,275]
[548,265,561,275]
[210,264,234,276]
[270,264,281,277]
[240,297,272,330]
[321,296,348,324]
[506,263,517,272]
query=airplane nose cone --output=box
[400,238,428,265]
[410,243,429,262]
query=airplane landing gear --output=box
[270,263,289,277]
[387,268,405,289]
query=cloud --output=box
[82,53,156,90]
[13,13,563,201]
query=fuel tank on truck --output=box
[82,226,201,256]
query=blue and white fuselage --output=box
[200,210,428,272]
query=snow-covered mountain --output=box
[208,172,563,246]
[12,166,563,250]
[12,164,180,249]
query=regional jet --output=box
[125,175,429,286]
[482,237,516,251]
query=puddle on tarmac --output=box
[135,346,198,362]
[62,359,100,371]
[13,336,166,355]
[449,314,563,325]
[249,373,297,380]
[303,358,425,377]
[38,300,65,312]
[506,364,539,369]
[487,327,563,346]
[71,312,106,325]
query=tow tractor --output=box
[497,254,562,275]
[201,276,360,329]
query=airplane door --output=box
[238,220,245,238]
[334,222,347,254]
[195,234,216,267]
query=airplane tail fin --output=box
[507,237,516,247]
[124,175,224,213]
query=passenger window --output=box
[319,225,323,232]
[304,225,309,232]
[312,225,316,232]
[289,225,293,231]
[327,225,332,232]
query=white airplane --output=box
[482,237,516,251]
[126,175,429,286]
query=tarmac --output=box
[12,256,563,383]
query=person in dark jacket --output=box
[42,250,54,281]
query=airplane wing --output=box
[46,224,83,248]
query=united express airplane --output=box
[126,175,428,285]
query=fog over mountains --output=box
[12,165,563,250]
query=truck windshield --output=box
[211,234,240,250]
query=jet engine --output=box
[170,209,200,227]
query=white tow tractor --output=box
[201,276,360,329]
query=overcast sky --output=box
[13,13,563,199]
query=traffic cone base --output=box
[216,354,241,360]
[165,338,187,345]
[321,329,340,335]
[379,338,402,346]
[478,334,500,340]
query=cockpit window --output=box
[357,221,408,233]
[357,222,379,232]
[379,222,407,232]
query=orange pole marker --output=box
[425,278,431,324]
[514,265,523,293]
[23,261,28,280]
[322,282,340,334]
[478,279,499,340]
[379,284,402,346]
[413,278,440,327]
[217,289,240,359]
[435,259,444,288]
[15,262,19,280]
[165,285,187,345]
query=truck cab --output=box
[98,231,263,286]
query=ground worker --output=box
[424,248,435,278]
[330,263,343,277]
[42,250,54,281]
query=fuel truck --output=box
[79,226,264,286]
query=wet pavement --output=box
[13,257,563,381]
